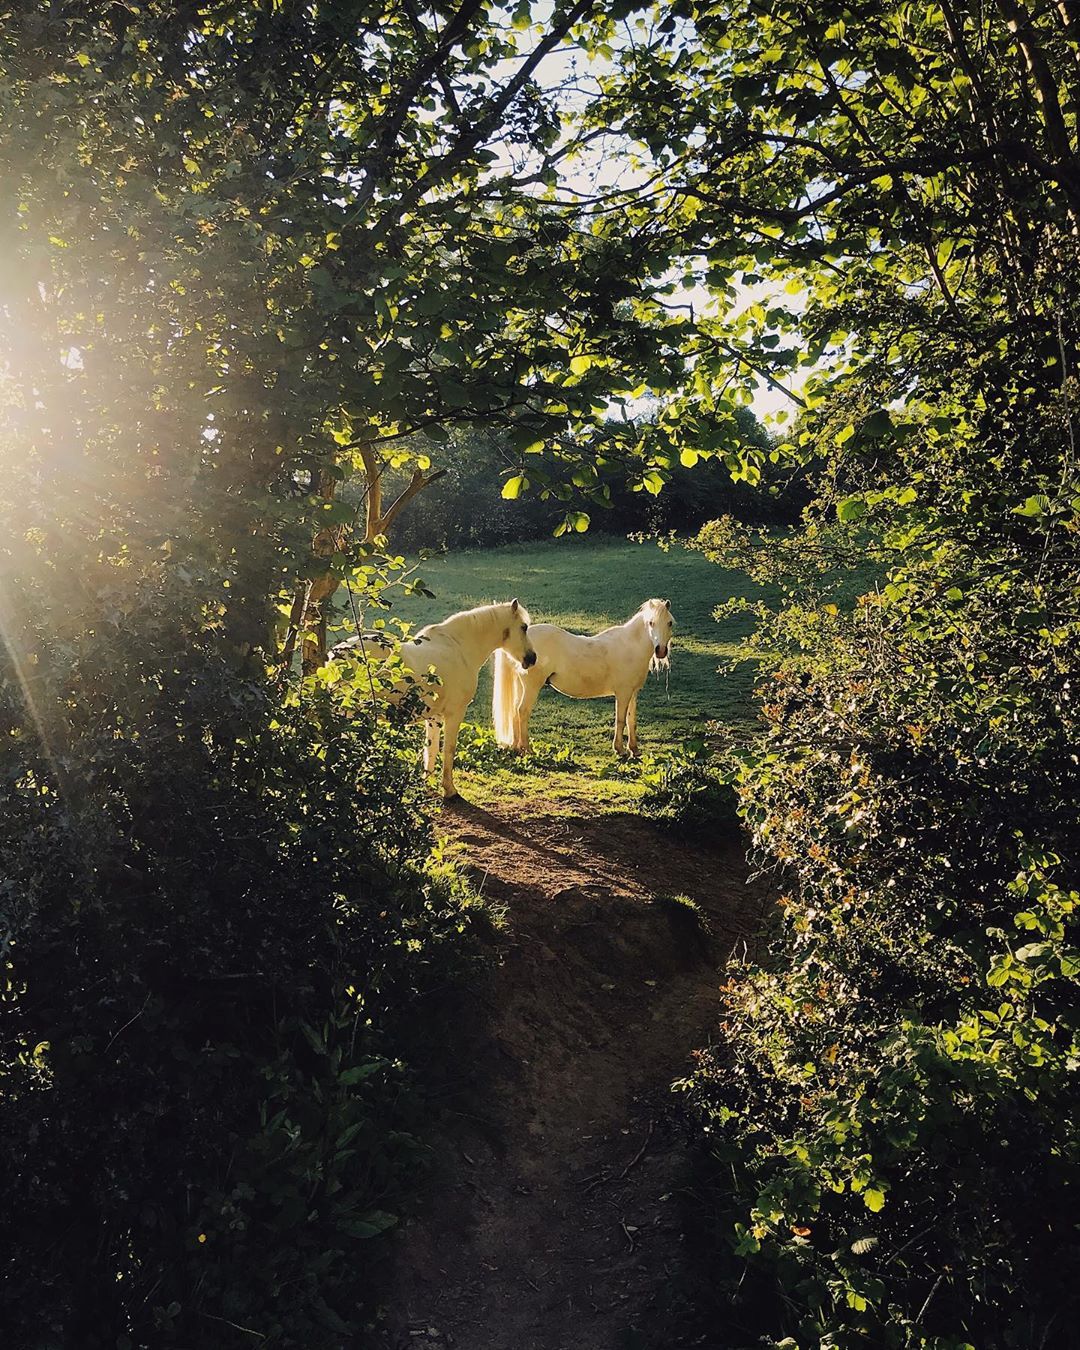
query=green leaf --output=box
[837,496,867,523]
[861,409,894,438]
[863,1187,886,1212]
[986,962,1012,987]
[502,475,526,500]
[680,448,699,468]
[344,1210,398,1239]
[339,1061,384,1085]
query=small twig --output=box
[104,992,151,1055]
[916,1271,948,1324]
[197,1311,267,1340]
[343,573,379,711]
[620,1220,638,1253]
[578,1170,608,1190]
[582,1120,656,1193]
[617,1119,655,1179]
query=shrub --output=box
[681,452,1080,1346]
[637,741,739,836]
[0,596,483,1348]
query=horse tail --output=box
[492,648,519,746]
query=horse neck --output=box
[440,606,505,661]
[624,610,655,653]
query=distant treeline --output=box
[388,409,807,552]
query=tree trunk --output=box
[283,444,448,674]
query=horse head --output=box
[502,598,537,669]
[642,598,674,668]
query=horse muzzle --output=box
[523,650,537,668]
[655,644,669,660]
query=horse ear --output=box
[664,599,671,609]
[510,597,519,612]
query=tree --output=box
[1,0,746,672]
[589,3,1080,1344]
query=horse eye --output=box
[522,623,528,632]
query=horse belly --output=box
[548,661,613,700]
[399,644,448,713]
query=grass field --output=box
[334,537,773,810]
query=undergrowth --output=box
[0,615,487,1349]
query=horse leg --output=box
[515,676,541,754]
[628,692,639,757]
[613,693,629,756]
[441,708,464,799]
[423,719,440,777]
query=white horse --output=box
[332,599,536,799]
[492,598,674,758]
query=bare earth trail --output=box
[381,798,771,1350]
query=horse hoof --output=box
[443,788,459,801]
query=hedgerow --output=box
[681,309,1080,1350]
[645,3,1080,1343]
[0,585,483,1348]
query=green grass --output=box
[333,537,770,811]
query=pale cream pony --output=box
[492,598,674,757]
[333,599,535,798]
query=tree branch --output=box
[368,0,596,245]
[375,466,448,538]
[356,442,384,541]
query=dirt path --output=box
[380,799,771,1350]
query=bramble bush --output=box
[679,567,1080,1345]
[0,580,483,1348]
[624,1,1080,1343]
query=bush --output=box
[452,721,580,773]
[0,594,483,1348]
[637,741,740,836]
[681,445,1080,1346]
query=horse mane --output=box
[437,600,531,636]
[635,598,667,618]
